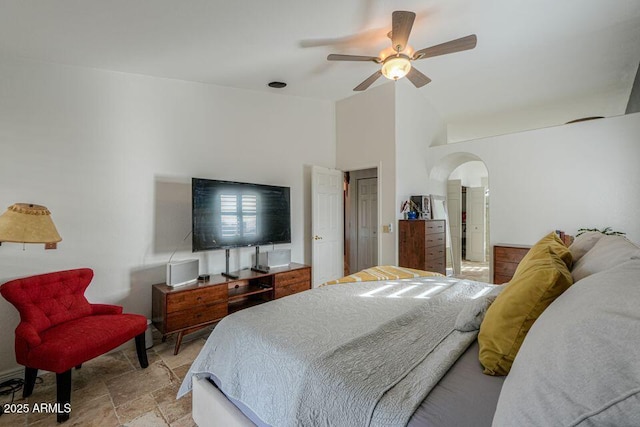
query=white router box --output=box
[167,259,199,287]
[253,249,291,268]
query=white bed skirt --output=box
[192,377,256,427]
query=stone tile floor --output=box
[457,260,490,283]
[0,327,212,427]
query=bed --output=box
[178,231,640,426]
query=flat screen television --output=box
[192,178,291,252]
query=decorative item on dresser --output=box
[152,263,311,354]
[492,244,532,284]
[398,219,446,275]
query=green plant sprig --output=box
[576,227,626,237]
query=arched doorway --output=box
[429,153,490,281]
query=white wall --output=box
[395,83,446,208]
[0,57,335,375]
[427,113,640,246]
[336,83,396,265]
[394,84,447,263]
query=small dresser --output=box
[398,219,447,275]
[492,244,531,284]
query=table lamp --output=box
[0,203,62,249]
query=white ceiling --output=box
[1,0,639,140]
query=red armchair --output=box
[0,268,148,423]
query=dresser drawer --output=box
[275,281,310,299]
[166,302,227,331]
[425,220,445,234]
[425,232,445,248]
[166,284,227,313]
[275,268,311,288]
[494,246,530,263]
[426,245,446,260]
[494,261,519,277]
[493,245,531,284]
[424,258,445,274]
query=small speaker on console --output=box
[167,259,199,287]
[253,249,291,268]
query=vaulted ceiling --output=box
[1,0,639,141]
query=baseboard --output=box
[0,366,24,383]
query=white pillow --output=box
[493,260,640,426]
[571,235,640,282]
[568,231,604,262]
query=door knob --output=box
[314,235,323,240]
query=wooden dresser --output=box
[152,263,311,354]
[398,219,447,275]
[492,244,531,284]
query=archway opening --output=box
[429,153,490,281]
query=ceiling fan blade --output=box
[391,11,416,52]
[406,67,431,88]
[354,70,382,91]
[327,54,381,63]
[413,34,477,60]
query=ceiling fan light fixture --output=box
[327,11,477,91]
[381,55,411,80]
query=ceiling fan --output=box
[327,11,477,91]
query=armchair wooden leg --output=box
[56,370,71,423]
[135,332,149,369]
[23,367,38,398]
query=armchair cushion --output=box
[25,313,147,373]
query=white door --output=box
[467,187,486,262]
[312,166,344,287]
[356,178,378,271]
[447,180,462,275]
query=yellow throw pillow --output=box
[479,247,573,375]
[513,232,573,277]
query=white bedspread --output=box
[178,276,498,427]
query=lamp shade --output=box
[381,55,412,80]
[0,203,62,244]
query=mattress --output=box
[199,340,504,426]
[408,340,505,426]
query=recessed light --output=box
[268,81,287,89]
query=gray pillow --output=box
[568,231,604,262]
[571,235,640,282]
[492,260,640,427]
